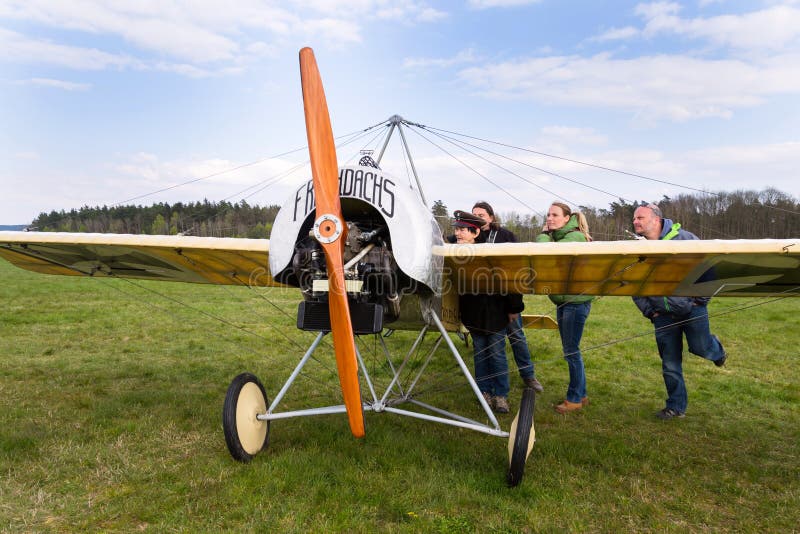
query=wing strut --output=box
[299,47,365,438]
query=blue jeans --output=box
[506,315,535,379]
[471,330,510,397]
[557,302,591,403]
[652,304,725,413]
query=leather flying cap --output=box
[452,210,484,229]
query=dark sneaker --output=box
[655,408,685,420]
[493,396,510,414]
[523,377,544,393]
[713,335,727,367]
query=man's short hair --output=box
[641,202,663,219]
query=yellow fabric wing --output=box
[0,232,285,287]
[437,239,800,299]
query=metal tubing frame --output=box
[375,115,428,207]
[427,311,505,432]
[257,311,507,438]
[267,331,326,412]
[403,334,444,397]
[378,324,429,406]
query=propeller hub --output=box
[313,213,343,244]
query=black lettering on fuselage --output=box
[305,179,315,216]
[381,178,395,217]
[294,168,397,221]
[352,170,364,200]
[340,168,354,196]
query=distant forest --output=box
[32,200,281,239]
[30,187,799,241]
[436,188,800,241]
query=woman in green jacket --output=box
[536,202,594,413]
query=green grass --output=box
[1,259,798,532]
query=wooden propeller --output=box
[299,47,365,438]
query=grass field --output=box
[1,259,798,532]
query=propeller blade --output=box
[299,47,365,438]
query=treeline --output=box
[30,187,799,240]
[434,188,800,241]
[32,200,281,239]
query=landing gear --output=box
[222,373,270,462]
[221,319,535,484]
[506,387,536,487]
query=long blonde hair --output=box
[551,202,592,241]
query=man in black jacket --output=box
[632,203,727,420]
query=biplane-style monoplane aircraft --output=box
[2,48,799,486]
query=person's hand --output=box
[508,313,519,324]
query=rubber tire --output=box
[223,372,270,462]
[506,387,536,487]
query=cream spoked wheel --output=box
[223,373,270,462]
[506,387,536,487]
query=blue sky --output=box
[1,0,799,225]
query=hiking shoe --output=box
[493,396,510,414]
[523,377,544,393]
[481,391,494,409]
[713,335,727,367]
[554,399,584,414]
[655,407,685,420]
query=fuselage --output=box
[269,162,445,332]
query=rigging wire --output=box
[414,288,800,398]
[91,265,383,403]
[419,125,580,207]
[113,122,389,208]
[417,124,624,203]
[420,123,800,217]
[14,115,800,422]
[405,125,545,217]
[165,125,390,236]
[31,123,390,231]
[96,272,345,398]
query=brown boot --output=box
[523,377,544,393]
[493,396,510,414]
[554,399,583,414]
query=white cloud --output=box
[416,7,448,22]
[299,18,362,47]
[403,48,480,68]
[458,52,800,123]
[591,26,640,42]
[107,151,304,206]
[590,4,800,54]
[686,141,800,180]
[530,140,800,206]
[0,28,139,70]
[0,27,247,77]
[294,0,446,22]
[19,77,91,91]
[0,0,447,75]
[538,126,608,147]
[468,0,542,8]
[638,3,800,52]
